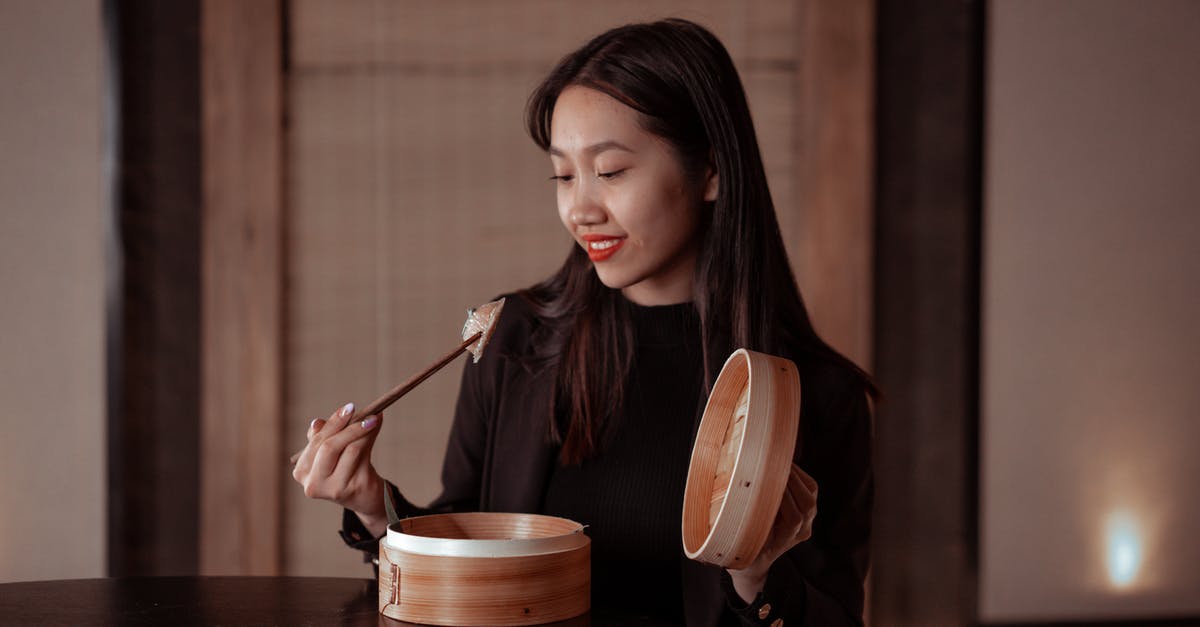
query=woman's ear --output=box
[703,166,719,202]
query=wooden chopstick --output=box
[289,332,482,464]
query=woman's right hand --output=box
[291,402,389,537]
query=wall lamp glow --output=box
[1105,511,1142,589]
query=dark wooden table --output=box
[0,576,674,626]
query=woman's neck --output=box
[619,248,697,306]
[621,285,693,306]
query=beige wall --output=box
[0,1,106,582]
[982,0,1200,620]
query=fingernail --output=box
[309,418,320,429]
[361,415,379,429]
[340,402,354,417]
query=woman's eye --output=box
[549,174,574,183]
[597,168,627,180]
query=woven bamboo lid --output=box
[682,348,801,568]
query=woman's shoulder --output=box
[789,349,873,426]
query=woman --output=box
[292,18,874,626]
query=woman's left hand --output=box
[726,463,819,603]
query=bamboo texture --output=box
[682,349,801,568]
[378,513,590,625]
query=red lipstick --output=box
[580,233,625,262]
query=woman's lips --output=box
[581,234,625,262]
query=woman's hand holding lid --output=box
[726,463,819,603]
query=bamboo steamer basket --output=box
[378,512,590,626]
[682,348,801,568]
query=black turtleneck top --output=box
[541,300,704,622]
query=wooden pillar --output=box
[200,0,284,575]
[108,0,202,577]
[794,0,877,371]
[870,0,983,624]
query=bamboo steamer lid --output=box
[378,512,590,626]
[682,348,801,568]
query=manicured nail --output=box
[309,418,320,430]
[361,415,379,429]
[340,402,354,417]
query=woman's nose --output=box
[567,186,606,227]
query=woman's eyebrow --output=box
[548,140,636,158]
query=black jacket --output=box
[342,294,873,626]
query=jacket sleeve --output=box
[722,378,874,626]
[338,350,497,559]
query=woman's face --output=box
[548,85,716,306]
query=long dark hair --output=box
[523,18,875,464]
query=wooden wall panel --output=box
[200,0,284,575]
[283,0,872,578]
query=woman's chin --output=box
[591,266,632,290]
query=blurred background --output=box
[1,0,1197,625]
